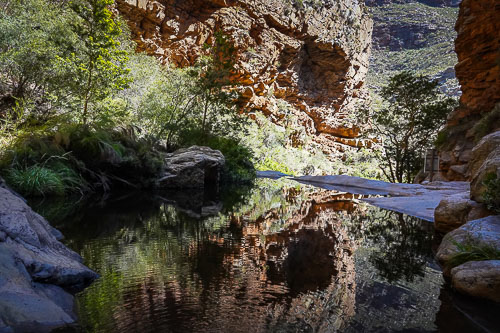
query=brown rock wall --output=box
[116,0,373,156]
[438,0,500,180]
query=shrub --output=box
[448,238,500,269]
[483,173,500,214]
[472,103,500,142]
[0,124,165,196]
[5,164,71,196]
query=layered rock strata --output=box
[0,184,98,332]
[438,0,500,180]
[116,0,373,157]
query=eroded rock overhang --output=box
[116,0,373,155]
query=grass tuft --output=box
[448,237,500,269]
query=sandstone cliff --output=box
[116,0,373,156]
[438,0,500,180]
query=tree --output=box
[365,71,457,183]
[138,66,199,149]
[135,31,248,149]
[64,0,130,125]
[0,0,75,118]
[194,31,246,140]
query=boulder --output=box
[469,131,500,203]
[436,215,500,277]
[0,185,98,332]
[434,194,491,233]
[450,260,500,302]
[159,146,225,189]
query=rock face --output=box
[438,0,500,180]
[366,1,460,98]
[0,185,98,332]
[116,0,373,156]
[468,131,500,203]
[159,146,225,188]
[366,0,460,7]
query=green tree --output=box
[135,32,248,148]
[365,71,457,183]
[195,31,246,140]
[0,0,75,118]
[64,0,130,125]
[138,66,199,149]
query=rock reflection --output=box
[33,179,452,333]
[49,181,359,332]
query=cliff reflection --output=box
[45,179,443,333]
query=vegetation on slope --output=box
[368,2,459,95]
[0,0,254,196]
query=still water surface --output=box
[32,179,496,333]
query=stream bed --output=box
[31,178,498,333]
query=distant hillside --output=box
[366,0,460,97]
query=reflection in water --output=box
[31,179,488,332]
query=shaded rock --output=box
[436,215,500,276]
[438,0,500,180]
[434,194,491,233]
[451,260,500,302]
[469,130,500,203]
[0,186,98,332]
[159,146,225,189]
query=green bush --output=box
[0,124,165,196]
[4,164,75,196]
[483,173,500,214]
[472,103,500,142]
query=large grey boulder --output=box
[436,216,500,301]
[436,215,500,272]
[469,131,500,203]
[0,185,98,332]
[159,146,225,189]
[450,260,500,302]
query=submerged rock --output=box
[0,185,98,332]
[159,146,225,189]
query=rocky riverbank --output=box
[0,180,98,332]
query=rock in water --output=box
[159,146,225,189]
[436,216,500,276]
[451,260,500,302]
[0,185,98,332]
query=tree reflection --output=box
[344,207,434,283]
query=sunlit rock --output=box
[115,0,373,157]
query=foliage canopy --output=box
[363,71,457,183]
